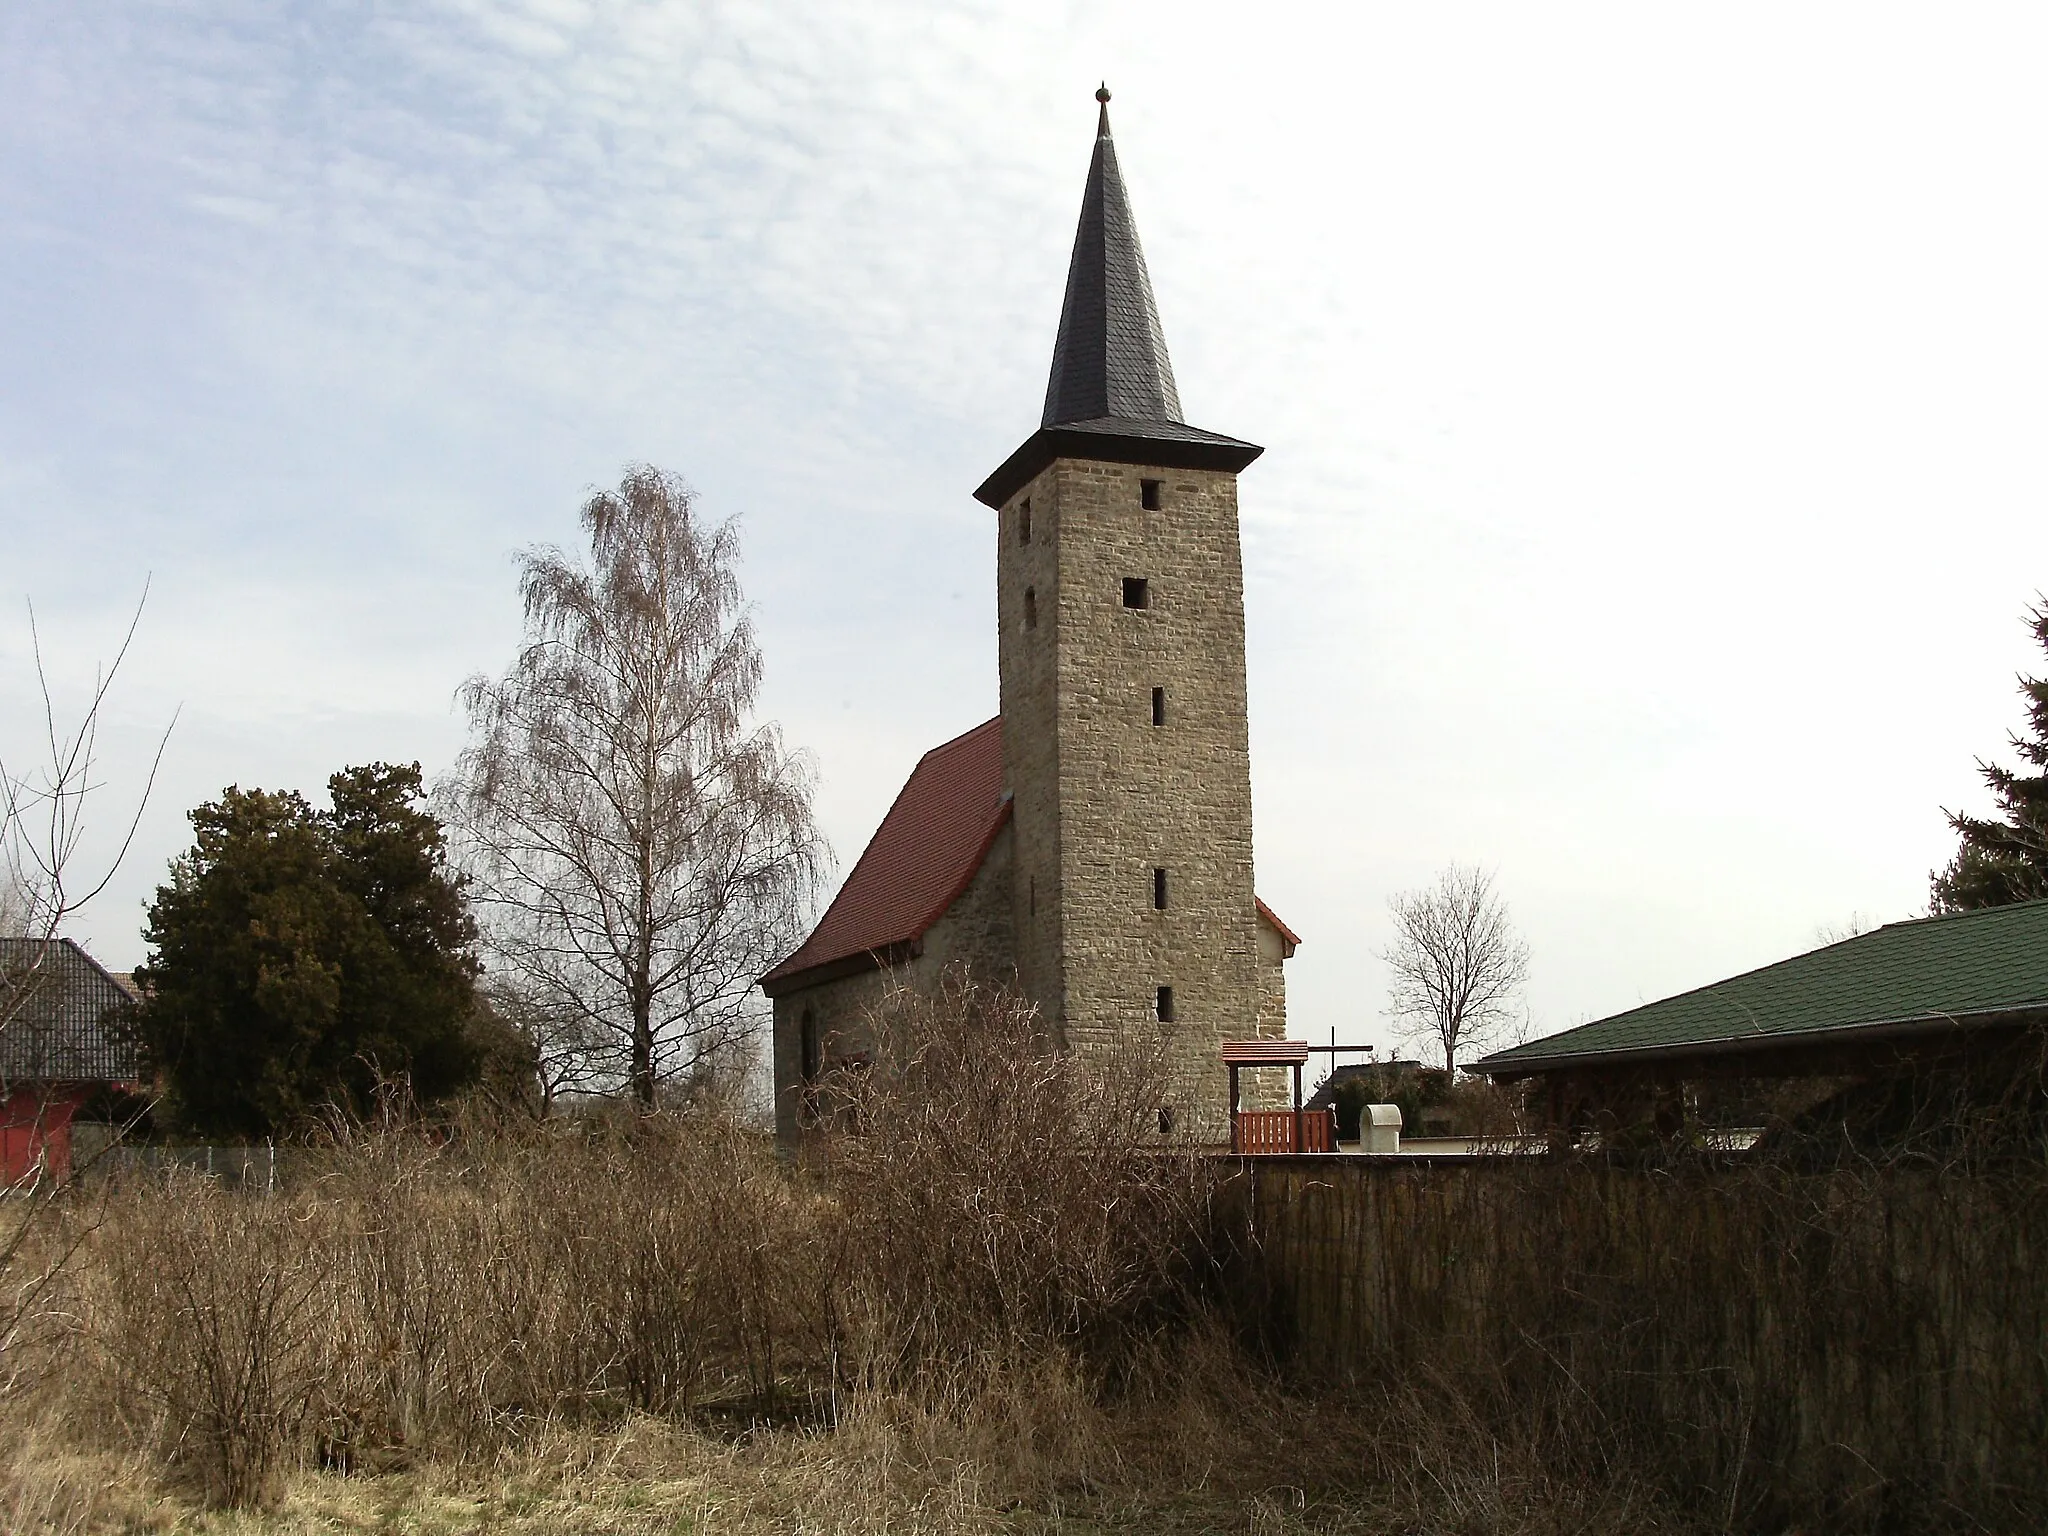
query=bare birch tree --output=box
[1380,863,1529,1075]
[444,467,827,1108]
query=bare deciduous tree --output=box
[1380,863,1529,1075]
[2,590,175,1028]
[444,466,828,1108]
[0,590,171,1368]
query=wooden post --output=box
[1228,1063,1241,1154]
[1292,1060,1304,1153]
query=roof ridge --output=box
[919,715,1002,758]
[0,934,104,968]
[1875,894,2048,931]
[1485,895,2048,1068]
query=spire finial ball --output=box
[1096,83,1111,103]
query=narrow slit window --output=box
[1122,577,1150,609]
[1140,478,1162,510]
[1157,1106,1176,1135]
[1023,587,1037,630]
[800,1007,821,1083]
[1156,986,1176,1024]
[1018,498,1032,545]
[1153,867,1168,910]
[1151,686,1165,726]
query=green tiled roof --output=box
[1481,897,2048,1073]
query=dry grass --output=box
[0,1376,1696,1536]
[0,983,2033,1533]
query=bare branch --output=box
[2,585,175,1024]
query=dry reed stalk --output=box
[815,977,1223,1397]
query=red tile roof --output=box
[761,718,1011,995]
[761,715,1302,997]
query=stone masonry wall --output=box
[997,479,1064,1024]
[1245,916,1292,1111]
[918,816,1017,980]
[998,457,1266,1142]
[771,823,1017,1144]
[770,966,891,1144]
[1256,916,1289,1039]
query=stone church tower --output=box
[972,89,1270,1134]
[764,91,1292,1144]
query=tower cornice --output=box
[973,419,1263,509]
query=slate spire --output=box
[1041,85,1184,428]
[974,86,1260,509]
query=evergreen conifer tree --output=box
[134,762,484,1135]
[1931,600,2048,912]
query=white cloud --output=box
[3,1,2046,1051]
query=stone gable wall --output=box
[770,823,1017,1143]
[918,817,1017,979]
[1244,916,1293,1111]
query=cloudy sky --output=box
[5,2,2047,1057]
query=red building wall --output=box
[0,1086,88,1184]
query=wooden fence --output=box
[1221,1153,2048,1527]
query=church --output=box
[762,89,1296,1144]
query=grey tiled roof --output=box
[1047,415,1259,449]
[0,938,144,1084]
[1480,898,2048,1075]
[1042,99,1182,429]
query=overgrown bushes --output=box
[66,983,1226,1512]
[15,981,2046,1534]
[82,1113,820,1502]
[820,980,1218,1388]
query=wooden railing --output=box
[1232,1108,1336,1155]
